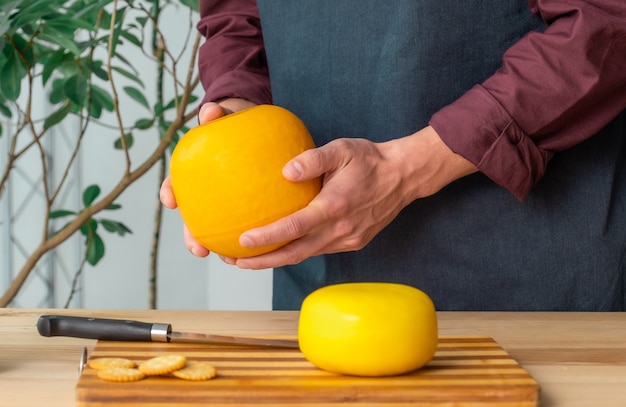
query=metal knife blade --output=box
[37,315,299,349]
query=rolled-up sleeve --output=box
[430,0,626,200]
[197,0,271,106]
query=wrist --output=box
[386,126,477,203]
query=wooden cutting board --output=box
[76,335,539,406]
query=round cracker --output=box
[171,361,217,381]
[97,367,145,382]
[89,357,136,370]
[138,354,187,376]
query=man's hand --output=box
[226,125,476,269]
[160,98,256,257]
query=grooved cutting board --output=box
[76,336,539,406]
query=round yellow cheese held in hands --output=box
[169,105,322,258]
[298,282,438,377]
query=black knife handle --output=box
[37,315,170,342]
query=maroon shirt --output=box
[197,0,626,199]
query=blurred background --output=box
[0,0,272,310]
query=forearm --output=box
[431,0,626,200]
[386,127,478,205]
[197,0,271,106]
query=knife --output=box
[37,315,299,349]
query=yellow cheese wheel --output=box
[298,282,438,376]
[170,105,321,258]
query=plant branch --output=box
[0,112,187,307]
[64,256,88,308]
[1,1,202,308]
[51,13,103,204]
[49,107,89,204]
[149,0,164,310]
[0,29,202,308]
[106,0,132,171]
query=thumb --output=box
[198,102,228,125]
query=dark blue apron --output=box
[256,1,626,311]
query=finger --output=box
[240,146,343,250]
[198,102,228,125]
[183,225,210,257]
[282,147,329,182]
[159,176,177,209]
[219,254,237,265]
[239,201,326,249]
[198,99,256,125]
[236,230,330,270]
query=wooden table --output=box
[1,309,625,407]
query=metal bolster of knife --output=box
[150,323,171,342]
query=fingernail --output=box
[220,255,236,265]
[191,247,203,257]
[240,235,254,248]
[284,161,303,179]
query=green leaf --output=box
[111,52,134,72]
[108,8,128,56]
[0,47,26,101]
[90,85,114,112]
[49,78,65,104]
[14,0,51,20]
[114,133,134,149]
[8,1,50,30]
[10,33,33,69]
[80,218,98,236]
[40,49,73,85]
[119,30,141,47]
[1,2,20,30]
[64,73,88,105]
[45,16,95,32]
[49,209,76,219]
[87,83,111,118]
[111,66,143,88]
[117,222,132,235]
[38,25,81,55]
[73,0,112,20]
[86,232,105,266]
[100,219,132,236]
[153,102,164,116]
[87,96,102,119]
[43,102,72,129]
[134,118,154,129]
[124,86,149,110]
[85,60,108,81]
[82,184,101,207]
[177,0,199,12]
[0,102,11,118]
[135,16,148,28]
[99,219,117,233]
[105,203,122,210]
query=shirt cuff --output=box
[430,85,552,200]
[200,70,272,107]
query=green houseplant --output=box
[0,0,201,307]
